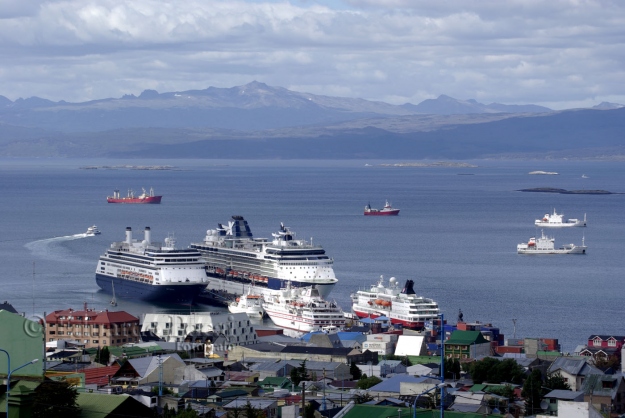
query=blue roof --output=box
[336,332,366,341]
[300,332,323,342]
[360,318,376,324]
[368,375,429,393]
[375,316,390,321]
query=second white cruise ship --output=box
[190,216,338,299]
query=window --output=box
[608,339,617,347]
[93,340,99,344]
[593,338,602,346]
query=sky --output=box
[1,0,624,110]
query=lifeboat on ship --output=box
[374,299,384,305]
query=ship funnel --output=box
[125,227,132,244]
[144,226,151,245]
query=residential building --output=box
[443,330,491,360]
[547,356,603,391]
[0,310,44,381]
[581,374,625,415]
[579,335,625,363]
[142,312,257,346]
[362,333,398,356]
[45,306,140,348]
[542,389,585,416]
[111,353,186,387]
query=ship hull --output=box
[107,196,162,204]
[364,210,399,216]
[352,309,424,329]
[96,274,205,304]
[517,248,587,255]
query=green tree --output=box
[468,357,525,384]
[350,362,362,380]
[243,400,264,418]
[303,403,316,418]
[228,405,244,418]
[488,384,516,403]
[444,358,462,379]
[384,354,412,366]
[176,404,199,417]
[521,369,544,416]
[290,367,303,386]
[545,372,571,391]
[354,392,374,404]
[95,346,110,365]
[32,379,81,418]
[356,375,382,389]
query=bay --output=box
[1,158,623,353]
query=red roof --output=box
[45,308,139,324]
[78,365,121,385]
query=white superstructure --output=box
[350,277,440,329]
[517,230,587,254]
[262,284,345,333]
[95,227,209,303]
[535,209,587,227]
[228,289,265,319]
[190,216,338,299]
[86,225,101,235]
[142,312,257,346]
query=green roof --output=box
[445,330,488,345]
[0,380,40,410]
[77,392,127,417]
[259,377,290,388]
[407,356,441,365]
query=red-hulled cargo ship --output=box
[364,200,400,216]
[107,188,162,204]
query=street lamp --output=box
[0,348,39,417]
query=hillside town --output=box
[1,301,623,418]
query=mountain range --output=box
[0,81,623,159]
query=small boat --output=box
[86,225,101,236]
[517,230,587,254]
[228,289,265,318]
[107,188,162,204]
[364,200,400,216]
[535,209,586,227]
[582,174,589,179]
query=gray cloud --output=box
[0,0,624,109]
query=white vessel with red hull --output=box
[351,276,440,329]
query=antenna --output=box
[512,318,517,339]
[32,261,36,317]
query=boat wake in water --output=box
[25,233,93,263]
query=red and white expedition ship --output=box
[107,187,162,204]
[351,276,439,329]
[364,200,400,216]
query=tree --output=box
[350,362,362,380]
[444,358,462,379]
[176,404,200,418]
[32,379,81,418]
[521,369,544,416]
[95,346,110,365]
[243,400,264,418]
[593,354,620,370]
[468,357,525,384]
[354,392,374,404]
[356,375,382,389]
[544,372,571,391]
[303,403,316,418]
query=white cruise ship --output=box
[95,227,209,303]
[262,284,345,333]
[190,216,338,299]
[351,276,440,329]
[517,230,587,254]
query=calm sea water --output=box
[1,158,624,353]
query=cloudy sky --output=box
[1,0,624,109]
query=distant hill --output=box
[0,82,623,159]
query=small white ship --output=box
[228,289,265,319]
[86,225,101,236]
[517,230,587,254]
[535,209,587,227]
[351,276,440,329]
[262,284,345,333]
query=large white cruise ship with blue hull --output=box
[190,216,338,300]
[96,227,209,304]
